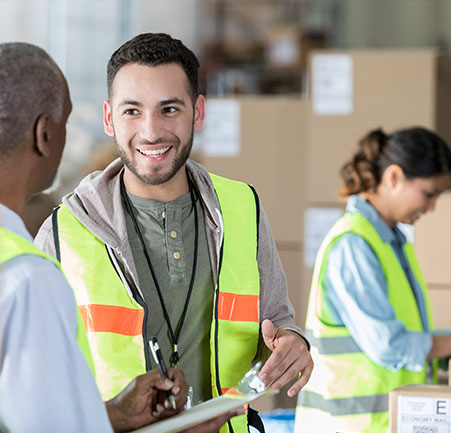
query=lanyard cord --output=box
[120,168,199,367]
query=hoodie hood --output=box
[62,158,222,252]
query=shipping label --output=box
[398,395,451,433]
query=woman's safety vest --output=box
[0,226,95,376]
[295,212,436,433]
[53,173,261,433]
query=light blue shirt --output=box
[0,203,113,433]
[324,195,432,372]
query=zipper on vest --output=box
[214,208,224,273]
[105,245,152,370]
[248,185,260,256]
[106,245,135,304]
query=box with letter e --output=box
[390,385,451,433]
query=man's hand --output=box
[259,319,313,397]
[181,407,246,433]
[106,368,188,432]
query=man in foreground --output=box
[36,32,313,433]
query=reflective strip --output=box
[300,390,388,416]
[217,292,258,322]
[79,304,144,336]
[306,329,362,355]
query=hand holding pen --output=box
[149,337,177,410]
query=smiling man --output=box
[35,33,313,433]
[0,41,245,433]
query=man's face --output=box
[104,63,204,187]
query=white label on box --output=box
[312,54,353,115]
[398,395,451,433]
[304,208,344,267]
[202,99,241,157]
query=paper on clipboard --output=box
[133,388,278,433]
[132,362,278,433]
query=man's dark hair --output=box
[107,33,200,103]
[0,42,64,156]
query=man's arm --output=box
[256,205,313,397]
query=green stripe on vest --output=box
[209,173,261,433]
[0,226,96,377]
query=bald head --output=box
[0,42,65,157]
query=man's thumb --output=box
[261,319,278,349]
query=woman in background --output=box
[295,127,451,433]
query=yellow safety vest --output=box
[0,226,95,376]
[295,212,436,433]
[53,173,261,433]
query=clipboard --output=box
[133,362,278,433]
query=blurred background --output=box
[4,0,451,427]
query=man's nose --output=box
[141,114,164,142]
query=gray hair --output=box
[0,42,65,156]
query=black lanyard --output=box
[120,168,199,368]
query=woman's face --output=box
[392,173,450,225]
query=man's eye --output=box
[163,107,177,114]
[124,108,139,115]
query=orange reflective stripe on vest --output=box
[217,292,259,322]
[79,304,145,336]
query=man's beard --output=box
[116,129,193,186]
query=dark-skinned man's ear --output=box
[34,113,51,157]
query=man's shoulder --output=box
[0,253,60,295]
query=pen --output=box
[149,337,177,410]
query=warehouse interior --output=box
[2,1,451,432]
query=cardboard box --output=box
[277,242,307,326]
[390,384,451,433]
[427,285,451,330]
[415,193,451,286]
[200,96,308,244]
[305,50,451,205]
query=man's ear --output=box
[104,100,114,137]
[35,114,51,157]
[193,95,205,132]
